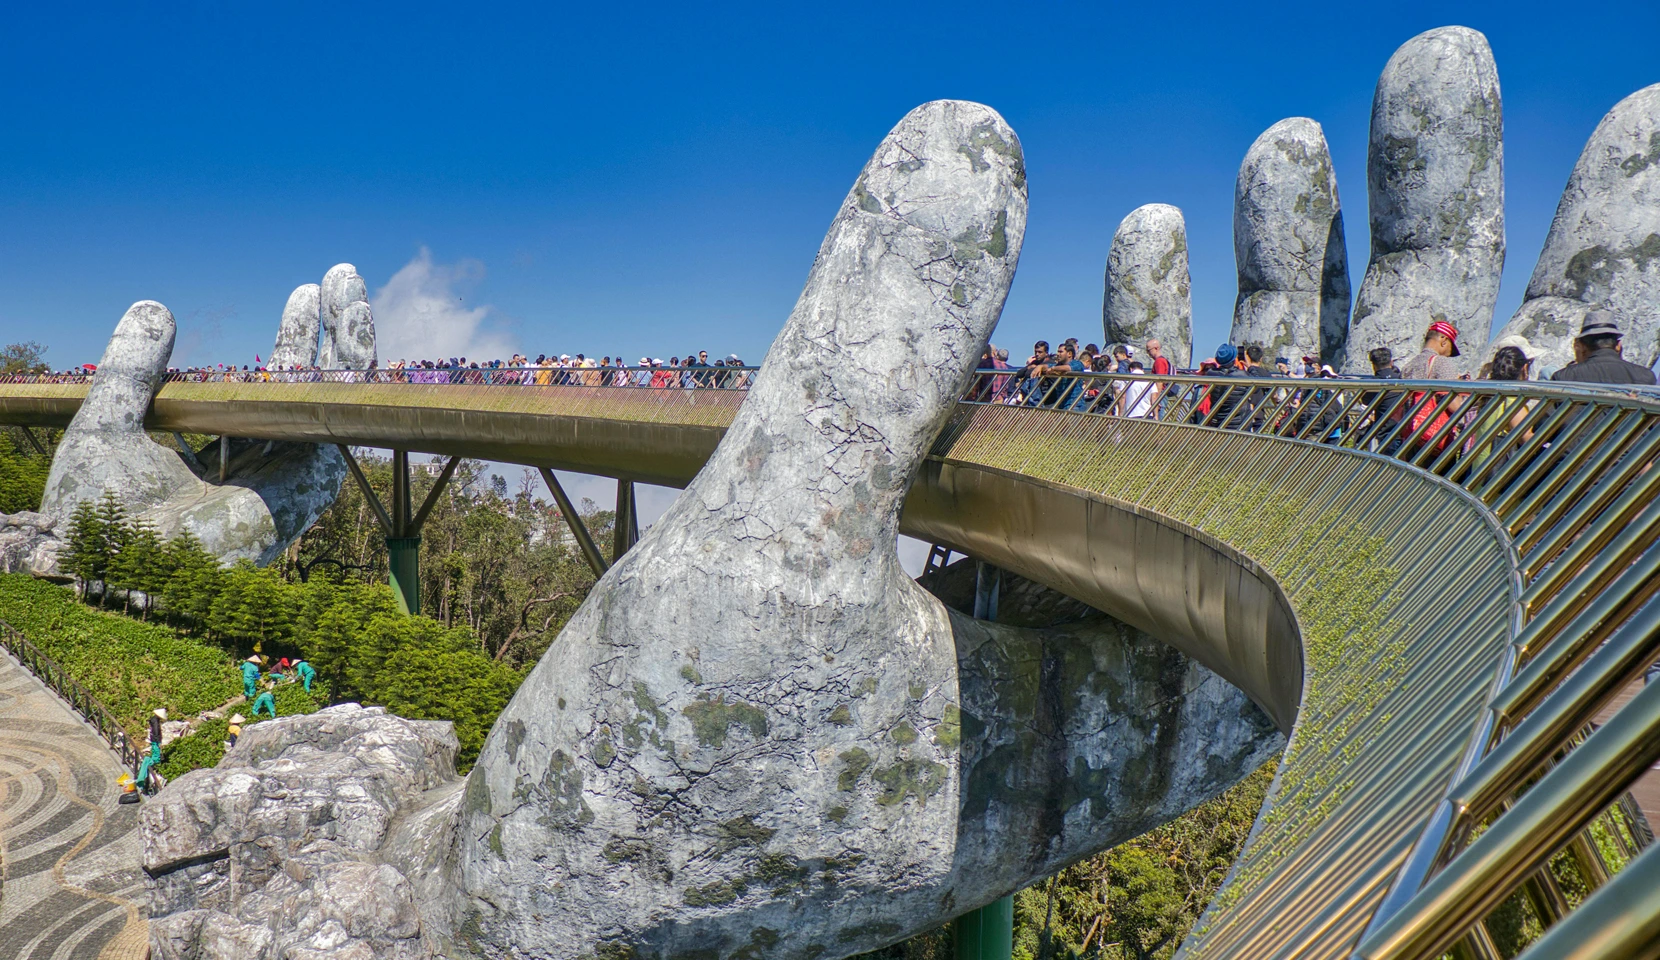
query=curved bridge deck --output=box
[4,371,1659,959]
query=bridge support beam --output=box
[540,468,610,579]
[954,558,1013,960]
[336,445,461,616]
[614,479,639,561]
[17,425,46,456]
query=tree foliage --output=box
[292,456,599,667]
[0,431,52,513]
[858,764,1275,960]
[0,340,49,374]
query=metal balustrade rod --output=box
[1520,427,1660,576]
[1457,399,1564,491]
[1508,840,1660,960]
[1500,410,1634,533]
[1473,401,1582,503]
[1410,391,1479,469]
[1487,404,1609,518]
[1357,677,1660,960]
[1451,596,1660,820]
[1517,486,1660,627]
[1426,392,1506,476]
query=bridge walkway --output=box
[0,647,147,960]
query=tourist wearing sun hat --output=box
[1551,311,1658,385]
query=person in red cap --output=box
[1394,319,1470,457]
[1400,319,1464,380]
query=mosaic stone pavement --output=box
[0,647,147,960]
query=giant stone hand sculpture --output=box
[1345,26,1505,373]
[33,263,372,566]
[1487,84,1660,374]
[456,97,1026,955]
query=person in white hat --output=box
[227,712,245,748]
[1486,335,1542,379]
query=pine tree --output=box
[110,521,162,617]
[61,499,109,600]
[159,531,222,629]
[92,491,131,607]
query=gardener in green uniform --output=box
[137,707,166,790]
[251,689,277,719]
[294,659,316,694]
[241,655,263,699]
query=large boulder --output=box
[1488,83,1660,375]
[1103,204,1193,367]
[1231,118,1351,366]
[142,704,461,960]
[1345,26,1504,374]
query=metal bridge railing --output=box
[951,368,1660,960]
[0,619,142,774]
[0,366,761,389]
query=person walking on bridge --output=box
[1550,312,1657,386]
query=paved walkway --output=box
[0,647,148,960]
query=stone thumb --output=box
[78,300,175,430]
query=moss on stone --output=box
[682,695,769,748]
[837,747,873,791]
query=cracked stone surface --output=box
[142,704,459,960]
[28,282,353,568]
[270,284,322,369]
[1345,26,1504,374]
[454,97,1027,960]
[1231,118,1352,366]
[1103,204,1193,366]
[1488,83,1660,374]
[319,264,376,370]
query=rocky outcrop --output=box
[1488,83,1660,374]
[143,704,461,960]
[1103,204,1193,366]
[1346,26,1504,374]
[1232,118,1351,365]
[0,511,66,576]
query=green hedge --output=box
[0,573,236,741]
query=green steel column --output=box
[954,559,1013,960]
[955,895,1013,960]
[387,536,422,615]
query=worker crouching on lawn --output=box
[252,686,277,720]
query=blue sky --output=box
[2,1,1655,372]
